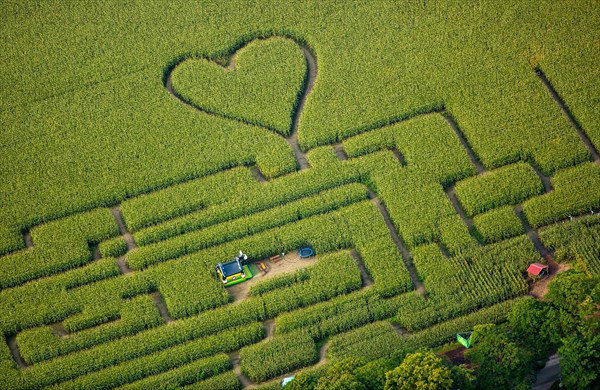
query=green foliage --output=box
[307,146,341,168]
[373,169,458,248]
[275,290,414,341]
[132,164,360,246]
[465,324,537,389]
[343,201,413,296]
[128,183,366,269]
[354,358,398,390]
[0,209,119,289]
[1,3,598,388]
[404,299,517,351]
[275,291,373,339]
[328,321,406,362]
[473,206,524,243]
[282,364,330,390]
[507,297,556,351]
[20,322,264,389]
[240,330,318,382]
[344,114,475,186]
[172,37,306,136]
[315,358,367,390]
[523,162,600,228]
[120,167,259,232]
[184,371,242,390]
[384,349,453,390]
[438,215,478,255]
[559,333,600,389]
[17,295,164,365]
[402,239,534,331]
[259,251,363,318]
[455,162,543,216]
[98,236,127,258]
[539,215,600,274]
[112,353,231,390]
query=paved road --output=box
[532,353,561,390]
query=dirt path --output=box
[52,322,68,337]
[318,342,329,365]
[442,111,485,174]
[150,291,174,323]
[390,323,407,336]
[227,252,319,302]
[536,68,600,162]
[92,246,101,260]
[531,164,553,193]
[116,257,133,274]
[263,319,275,339]
[285,46,316,170]
[110,207,137,251]
[514,205,553,260]
[350,249,373,287]
[529,261,571,300]
[445,185,479,243]
[366,189,426,295]
[229,352,253,388]
[250,166,267,183]
[23,231,34,249]
[7,335,27,369]
[333,144,348,160]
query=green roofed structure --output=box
[216,251,253,286]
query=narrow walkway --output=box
[318,342,329,365]
[150,291,174,323]
[536,68,600,162]
[116,258,133,274]
[514,205,553,260]
[7,335,27,369]
[350,249,373,287]
[92,246,101,260]
[333,144,348,161]
[52,322,68,337]
[263,319,275,339]
[110,207,137,251]
[445,185,480,244]
[390,323,408,336]
[23,231,33,249]
[366,189,425,295]
[392,149,407,166]
[229,352,252,388]
[530,164,553,193]
[250,167,268,183]
[442,111,485,174]
[285,46,317,170]
[111,207,136,274]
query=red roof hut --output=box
[527,263,548,279]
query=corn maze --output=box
[1,1,599,389]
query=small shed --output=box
[457,332,473,348]
[527,263,548,279]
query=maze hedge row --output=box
[240,330,318,382]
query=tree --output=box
[464,324,532,389]
[354,358,398,390]
[507,297,557,350]
[315,358,367,390]
[384,349,453,390]
[545,272,600,388]
[558,333,600,389]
